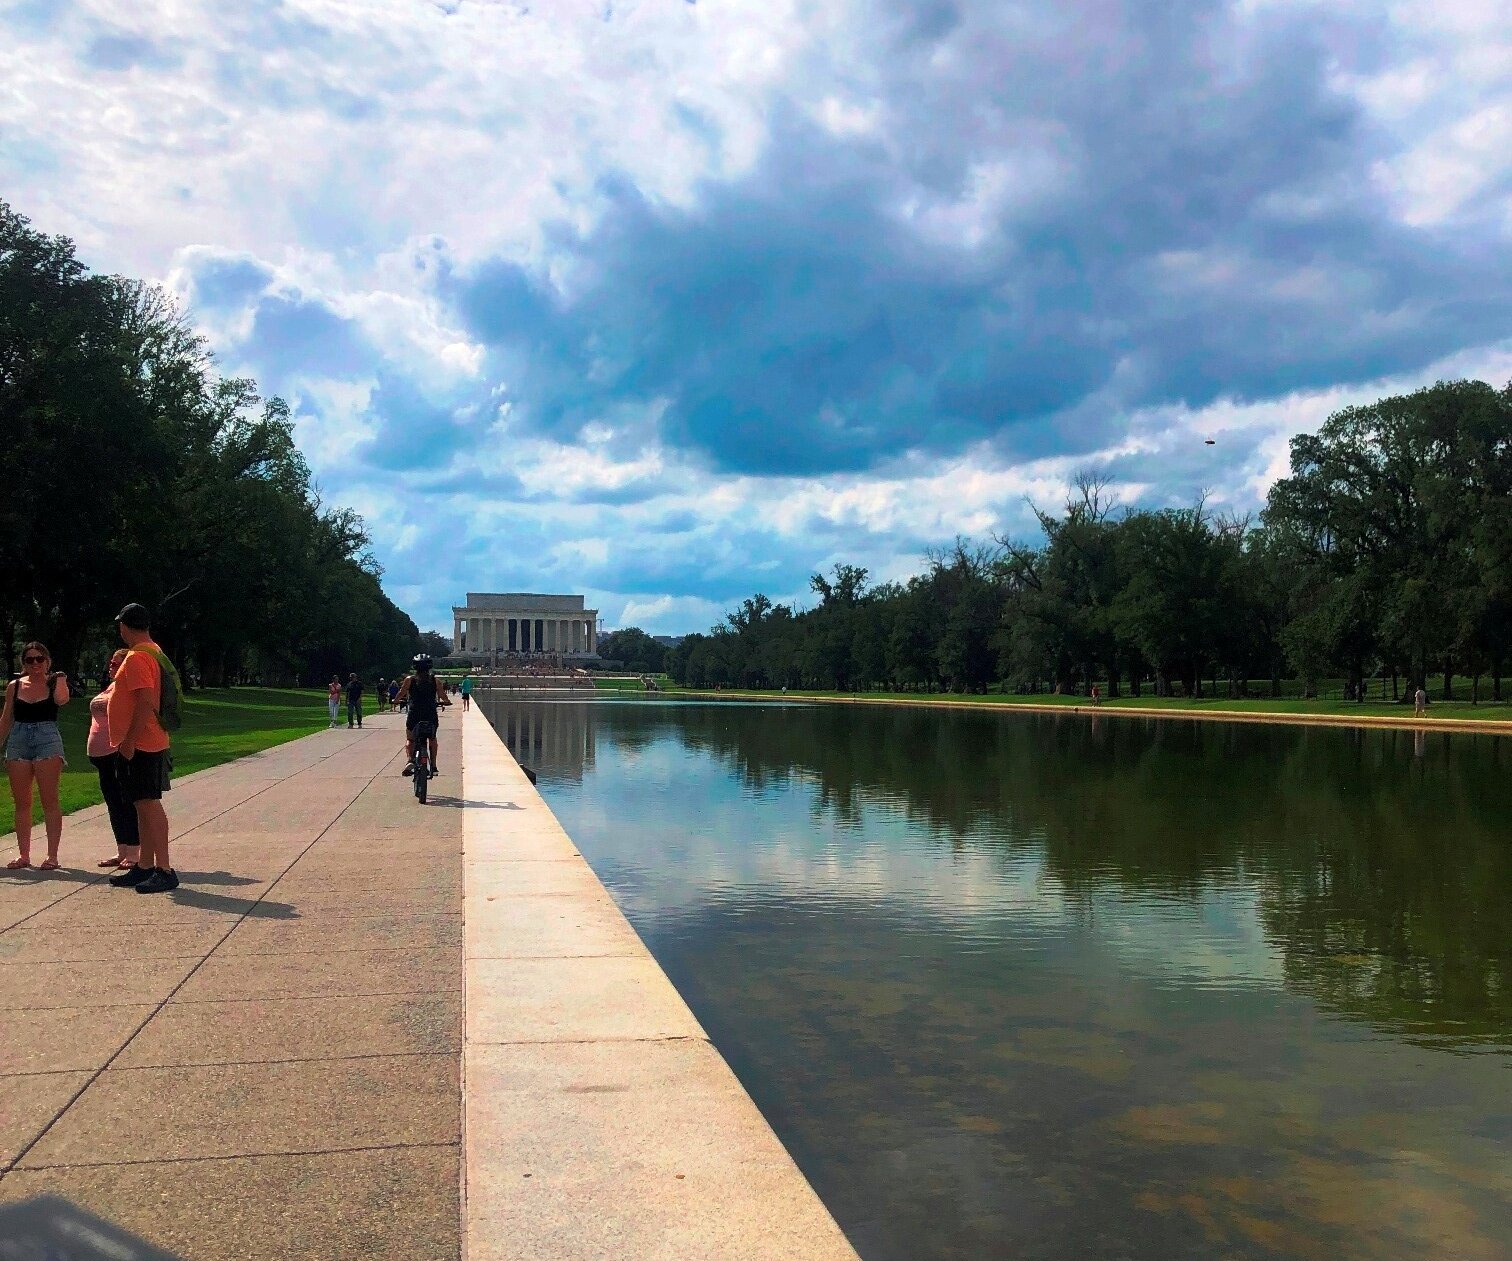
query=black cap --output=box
[115,603,152,630]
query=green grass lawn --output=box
[1,687,331,838]
[664,686,1512,723]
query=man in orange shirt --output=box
[106,603,177,893]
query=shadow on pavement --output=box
[174,870,261,887]
[0,1194,182,1259]
[168,888,299,919]
[425,797,522,810]
[0,868,102,887]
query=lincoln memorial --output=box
[452,592,599,660]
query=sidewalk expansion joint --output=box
[14,1139,461,1174]
[93,1049,460,1072]
[166,986,463,1005]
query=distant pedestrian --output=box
[1,641,71,870]
[1414,685,1428,718]
[460,673,473,712]
[1090,682,1102,705]
[346,673,364,728]
[88,649,140,870]
[376,678,388,713]
[327,675,341,727]
[388,679,401,712]
[107,604,180,894]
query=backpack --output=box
[129,644,184,731]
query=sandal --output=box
[98,856,125,867]
[38,859,60,871]
[5,857,32,869]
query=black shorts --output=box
[116,749,172,802]
[407,718,436,739]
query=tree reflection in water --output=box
[489,699,1512,1261]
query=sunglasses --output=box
[23,655,47,665]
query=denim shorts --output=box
[5,720,66,764]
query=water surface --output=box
[485,698,1512,1260]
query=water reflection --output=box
[490,697,595,782]
[485,699,1512,1260]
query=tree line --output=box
[1,199,419,685]
[662,378,1512,703]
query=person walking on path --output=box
[106,604,179,894]
[460,673,473,712]
[346,673,364,728]
[375,678,388,713]
[88,649,140,870]
[0,641,71,870]
[1414,685,1428,718]
[327,676,342,727]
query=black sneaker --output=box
[430,764,440,777]
[135,868,180,895]
[401,761,415,777]
[109,864,153,888]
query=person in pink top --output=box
[88,649,141,870]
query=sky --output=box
[3,0,1510,636]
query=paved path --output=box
[0,715,462,1258]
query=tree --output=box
[597,627,667,672]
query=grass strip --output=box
[661,686,1512,724]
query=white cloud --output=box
[5,0,1511,637]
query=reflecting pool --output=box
[483,697,1512,1260]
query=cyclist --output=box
[398,653,450,777]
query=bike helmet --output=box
[412,652,433,671]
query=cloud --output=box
[2,0,1509,633]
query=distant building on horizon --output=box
[652,635,685,649]
[451,593,599,661]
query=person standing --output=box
[106,604,178,894]
[375,678,388,713]
[346,673,364,728]
[459,673,473,712]
[88,649,140,870]
[327,676,342,727]
[1413,685,1428,718]
[1,641,71,870]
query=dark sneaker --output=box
[401,762,415,777]
[109,864,153,888]
[135,868,180,895]
[430,764,440,777]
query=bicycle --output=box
[412,721,435,804]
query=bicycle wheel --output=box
[415,759,428,803]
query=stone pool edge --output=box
[460,705,862,1261]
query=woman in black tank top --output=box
[1,640,71,869]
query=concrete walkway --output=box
[0,716,463,1258]
[0,707,860,1260]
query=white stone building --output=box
[452,593,599,660]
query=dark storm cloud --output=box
[448,0,1512,478]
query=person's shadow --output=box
[168,873,298,920]
[0,866,99,886]
[0,1194,183,1258]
